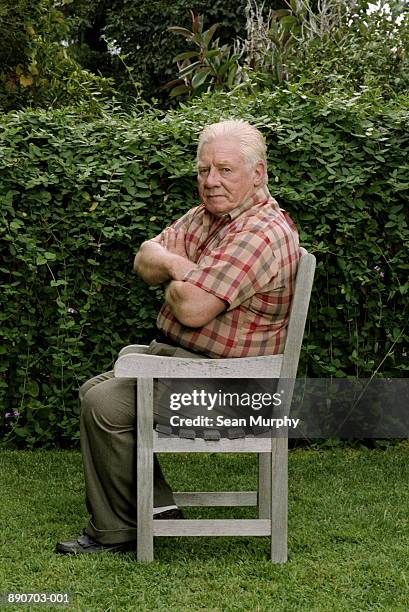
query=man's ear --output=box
[253,161,265,186]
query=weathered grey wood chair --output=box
[114,247,316,562]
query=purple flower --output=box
[67,307,77,315]
[5,411,20,418]
[373,266,385,279]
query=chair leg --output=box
[136,378,154,562]
[258,453,271,519]
[270,437,288,563]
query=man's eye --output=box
[221,168,231,174]
[199,168,209,175]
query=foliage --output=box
[1,88,408,447]
[0,0,114,111]
[234,0,296,84]
[101,0,286,102]
[164,12,240,98]
[292,2,409,96]
[63,0,145,105]
[234,0,409,95]
[161,1,409,101]
[234,0,351,84]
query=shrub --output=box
[164,12,240,99]
[234,0,409,96]
[101,0,286,101]
[161,1,409,101]
[1,87,408,447]
[0,0,114,111]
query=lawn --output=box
[1,446,408,611]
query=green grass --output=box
[1,446,409,611]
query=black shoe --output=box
[55,530,136,555]
[154,508,184,520]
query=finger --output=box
[168,229,177,251]
[175,227,185,247]
[176,230,187,256]
[162,228,170,249]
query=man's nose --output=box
[205,167,220,187]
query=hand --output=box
[160,227,188,259]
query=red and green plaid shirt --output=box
[156,186,300,358]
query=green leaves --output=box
[0,0,115,112]
[167,27,194,39]
[36,252,57,265]
[191,70,211,89]
[165,12,239,99]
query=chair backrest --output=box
[281,247,316,379]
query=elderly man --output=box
[56,119,299,554]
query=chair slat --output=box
[153,519,270,537]
[136,379,154,562]
[154,433,272,453]
[173,491,257,507]
[115,353,283,379]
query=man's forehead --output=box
[197,157,240,167]
[198,138,245,165]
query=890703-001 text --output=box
[0,592,71,606]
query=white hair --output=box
[197,119,268,184]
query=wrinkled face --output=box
[197,137,264,217]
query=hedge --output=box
[1,88,408,447]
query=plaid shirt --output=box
[156,186,300,358]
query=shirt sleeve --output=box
[151,205,202,241]
[182,228,279,310]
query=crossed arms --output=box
[133,227,226,328]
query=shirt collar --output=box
[226,185,278,222]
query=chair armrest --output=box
[114,352,283,379]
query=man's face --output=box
[197,137,264,217]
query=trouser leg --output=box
[79,342,204,545]
[80,371,175,545]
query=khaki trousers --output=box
[80,340,203,545]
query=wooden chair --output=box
[114,247,316,562]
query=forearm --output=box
[165,281,226,327]
[133,240,197,285]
